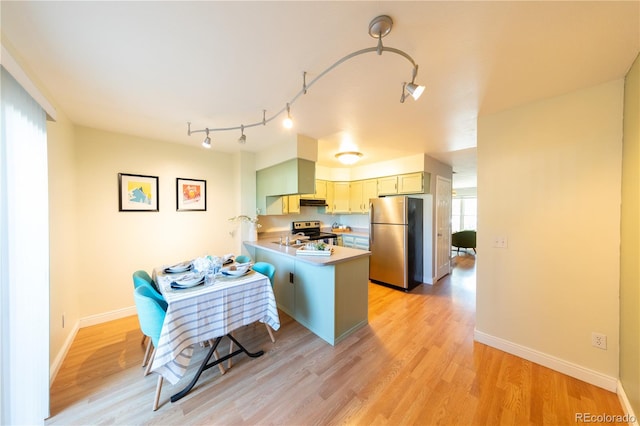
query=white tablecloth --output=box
[151,268,280,384]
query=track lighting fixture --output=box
[202,128,211,148]
[238,125,246,144]
[283,103,293,129]
[188,15,424,147]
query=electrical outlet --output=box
[592,332,607,350]
[493,236,508,248]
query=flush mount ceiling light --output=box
[336,151,363,165]
[188,15,424,147]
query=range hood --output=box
[300,198,328,207]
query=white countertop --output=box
[244,239,370,266]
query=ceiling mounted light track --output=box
[188,15,425,146]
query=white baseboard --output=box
[49,320,80,386]
[617,380,639,426]
[50,306,137,385]
[474,329,618,392]
[79,305,136,328]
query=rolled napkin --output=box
[192,256,213,273]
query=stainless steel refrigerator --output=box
[369,196,423,290]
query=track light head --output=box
[283,103,293,129]
[238,125,246,144]
[202,128,211,148]
[406,82,425,100]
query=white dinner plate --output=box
[165,262,192,273]
[221,267,251,277]
[170,272,205,288]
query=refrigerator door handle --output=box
[369,203,374,243]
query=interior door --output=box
[435,176,452,280]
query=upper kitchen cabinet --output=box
[398,172,428,194]
[265,194,300,215]
[256,158,315,214]
[349,179,377,214]
[332,182,350,213]
[377,172,430,196]
[377,176,398,196]
[301,179,327,200]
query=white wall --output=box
[476,79,624,388]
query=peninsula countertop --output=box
[244,239,370,266]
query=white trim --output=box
[79,306,137,328]
[474,329,618,392]
[617,380,639,426]
[0,45,57,121]
[49,321,80,386]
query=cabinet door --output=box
[398,172,424,194]
[288,195,300,214]
[377,176,398,196]
[349,181,363,213]
[333,182,350,213]
[325,181,334,213]
[315,180,327,199]
[353,235,370,250]
[265,196,287,215]
[254,250,295,316]
[341,235,355,248]
[362,179,378,213]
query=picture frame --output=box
[118,173,159,212]
[176,178,207,211]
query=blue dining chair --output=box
[250,262,276,343]
[235,255,252,264]
[132,270,166,368]
[134,285,167,411]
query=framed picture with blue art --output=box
[118,173,159,212]
[176,177,206,211]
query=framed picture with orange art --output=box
[176,177,206,211]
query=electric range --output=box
[292,221,338,244]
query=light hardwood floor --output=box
[46,254,626,425]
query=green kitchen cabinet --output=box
[250,244,369,345]
[256,158,315,214]
[253,249,296,317]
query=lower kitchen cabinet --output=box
[341,234,370,250]
[251,245,369,345]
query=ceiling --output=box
[2,1,639,189]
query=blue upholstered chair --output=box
[235,255,252,264]
[132,270,166,367]
[134,285,167,411]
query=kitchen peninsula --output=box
[244,240,370,345]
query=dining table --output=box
[151,260,280,403]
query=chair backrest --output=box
[252,262,275,286]
[134,286,167,347]
[235,255,251,264]
[132,270,167,310]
